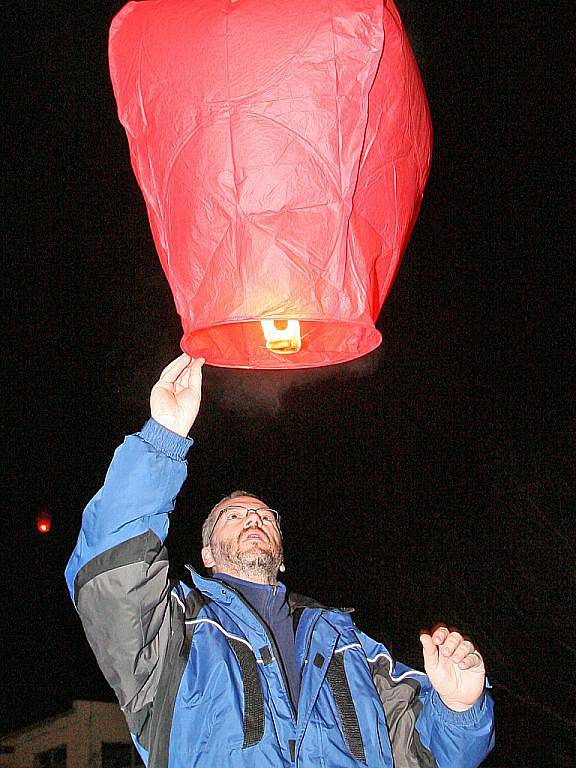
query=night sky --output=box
[4,3,573,766]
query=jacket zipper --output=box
[212,577,298,719]
[299,611,323,689]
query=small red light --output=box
[36,512,52,534]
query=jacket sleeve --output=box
[357,631,495,768]
[64,419,193,746]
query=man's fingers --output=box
[457,649,484,671]
[419,633,439,661]
[451,640,475,663]
[423,627,484,667]
[438,631,464,658]
[422,627,476,659]
[431,626,450,647]
[430,627,468,659]
[159,354,205,387]
[188,356,205,379]
[159,353,191,383]
[178,357,205,388]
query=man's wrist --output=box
[438,695,474,712]
[140,418,194,460]
[431,690,487,726]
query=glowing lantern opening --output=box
[261,320,302,354]
[109,0,432,368]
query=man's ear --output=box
[202,545,216,568]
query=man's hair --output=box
[201,490,262,548]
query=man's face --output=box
[202,496,283,583]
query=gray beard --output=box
[212,539,282,583]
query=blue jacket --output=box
[210,573,301,706]
[65,420,494,768]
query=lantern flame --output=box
[261,319,302,354]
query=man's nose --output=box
[244,511,263,527]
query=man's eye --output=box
[227,513,239,520]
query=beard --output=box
[211,535,283,582]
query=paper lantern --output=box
[36,511,52,534]
[109,0,432,368]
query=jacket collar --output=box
[185,565,354,614]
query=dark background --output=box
[3,2,573,766]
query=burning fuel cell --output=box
[261,320,302,354]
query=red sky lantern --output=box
[36,511,52,534]
[109,0,432,368]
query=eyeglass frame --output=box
[209,505,282,541]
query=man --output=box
[66,354,494,768]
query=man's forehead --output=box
[214,496,266,514]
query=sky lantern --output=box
[109,0,432,368]
[36,511,52,534]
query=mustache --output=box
[239,528,269,542]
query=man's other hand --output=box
[150,354,205,437]
[420,627,486,711]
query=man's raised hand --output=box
[150,354,205,437]
[420,627,486,712]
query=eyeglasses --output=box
[209,505,282,540]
